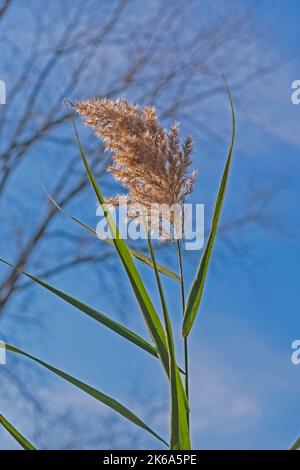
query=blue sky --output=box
[1,0,300,450]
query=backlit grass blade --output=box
[182,80,235,337]
[45,190,179,281]
[0,258,157,359]
[146,232,191,449]
[0,342,168,447]
[73,122,170,375]
[290,436,300,450]
[0,415,36,450]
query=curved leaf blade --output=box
[0,342,168,447]
[147,233,191,450]
[45,190,179,281]
[73,123,170,375]
[0,258,157,359]
[290,436,300,450]
[0,415,36,450]
[182,80,236,337]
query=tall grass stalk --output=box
[177,240,189,414]
[0,80,237,450]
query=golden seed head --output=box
[77,97,197,238]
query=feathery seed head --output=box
[77,97,197,239]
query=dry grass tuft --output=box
[77,97,197,237]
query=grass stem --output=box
[176,240,190,421]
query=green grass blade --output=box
[0,415,36,450]
[176,241,190,411]
[146,233,191,450]
[182,79,235,337]
[0,258,158,359]
[45,190,179,281]
[0,342,168,447]
[290,436,300,450]
[73,122,170,375]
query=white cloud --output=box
[188,350,260,433]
